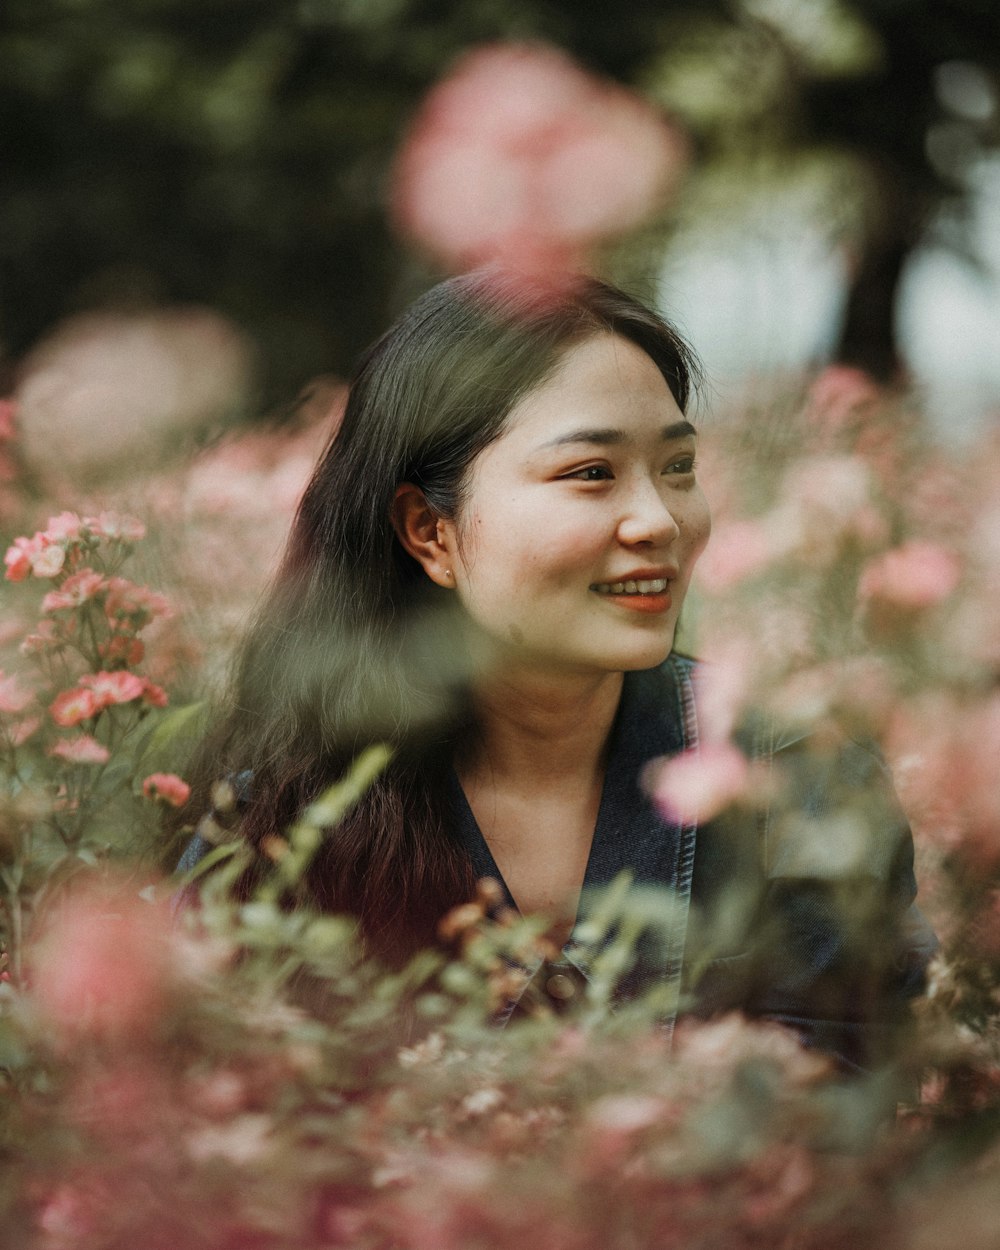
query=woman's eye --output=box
[664,456,696,476]
[568,465,613,482]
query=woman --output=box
[179,270,933,1070]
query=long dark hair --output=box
[194,270,699,962]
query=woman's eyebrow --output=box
[541,420,696,449]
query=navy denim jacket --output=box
[178,653,936,1072]
[449,654,935,1071]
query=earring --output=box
[444,569,453,581]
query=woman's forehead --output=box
[501,332,688,444]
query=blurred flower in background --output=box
[391,42,687,283]
[14,307,254,488]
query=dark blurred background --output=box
[3,0,999,407]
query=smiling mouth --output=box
[590,578,670,595]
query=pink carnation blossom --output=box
[41,568,106,613]
[3,537,35,581]
[391,42,686,279]
[0,669,36,715]
[652,742,751,824]
[142,772,190,807]
[30,542,66,579]
[43,510,85,541]
[48,735,110,765]
[4,532,70,581]
[78,670,145,709]
[50,687,100,727]
[858,540,961,610]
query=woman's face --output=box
[439,332,711,676]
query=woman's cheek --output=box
[685,491,712,563]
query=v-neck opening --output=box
[447,660,690,948]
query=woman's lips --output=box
[590,581,673,614]
[601,589,672,614]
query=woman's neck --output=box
[458,667,624,794]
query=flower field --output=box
[1,357,998,1249]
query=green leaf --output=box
[132,700,208,776]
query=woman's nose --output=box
[616,481,682,547]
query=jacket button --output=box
[545,972,576,1001]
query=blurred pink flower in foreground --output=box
[652,742,751,824]
[692,639,758,743]
[31,883,173,1040]
[695,519,774,593]
[858,540,961,611]
[888,691,1000,867]
[775,453,885,563]
[392,42,687,279]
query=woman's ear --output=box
[391,484,457,588]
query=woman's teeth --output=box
[592,579,669,595]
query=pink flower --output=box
[695,519,773,594]
[20,618,64,655]
[693,639,757,743]
[391,42,686,278]
[142,772,190,807]
[0,669,35,715]
[30,882,173,1039]
[43,510,85,541]
[15,308,253,487]
[37,1181,100,1244]
[888,691,1000,867]
[79,670,145,708]
[781,454,873,530]
[50,687,100,727]
[8,715,41,746]
[30,541,66,579]
[769,453,887,567]
[103,578,171,626]
[858,541,961,610]
[140,680,168,707]
[98,634,145,666]
[48,735,110,765]
[652,742,751,824]
[41,568,106,612]
[806,365,880,432]
[3,537,34,581]
[85,510,145,542]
